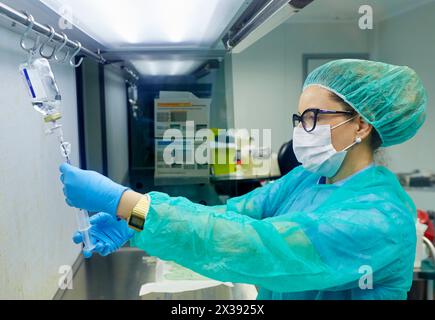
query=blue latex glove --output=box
[60,163,128,216]
[73,212,135,258]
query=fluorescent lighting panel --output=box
[131,59,204,76]
[40,0,247,48]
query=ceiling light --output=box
[40,0,248,48]
[131,59,204,76]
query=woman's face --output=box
[297,85,360,151]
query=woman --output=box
[60,59,427,300]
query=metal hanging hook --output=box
[20,12,40,53]
[39,25,58,59]
[54,32,70,63]
[225,39,233,51]
[69,41,84,68]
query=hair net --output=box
[303,59,427,147]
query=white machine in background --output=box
[154,91,211,184]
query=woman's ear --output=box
[356,116,372,140]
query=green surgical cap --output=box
[303,59,427,147]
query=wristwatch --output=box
[127,194,150,232]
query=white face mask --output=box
[292,116,361,178]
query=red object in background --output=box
[417,209,435,242]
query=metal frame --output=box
[191,59,221,79]
[99,63,108,176]
[211,0,255,49]
[0,1,105,64]
[75,59,109,175]
[75,58,87,170]
[225,0,289,49]
[223,0,314,50]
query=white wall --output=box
[373,2,435,210]
[104,67,129,184]
[231,22,370,152]
[0,27,81,298]
[373,2,435,173]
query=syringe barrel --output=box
[75,210,95,251]
[81,229,94,252]
[75,209,91,231]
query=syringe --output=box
[56,125,95,252]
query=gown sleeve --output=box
[212,169,297,220]
[130,169,415,293]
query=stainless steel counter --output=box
[55,247,432,300]
[55,247,156,300]
[54,247,256,300]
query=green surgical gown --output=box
[130,165,417,300]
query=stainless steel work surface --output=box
[57,247,155,300]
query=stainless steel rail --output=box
[0,1,105,64]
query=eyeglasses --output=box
[292,108,355,133]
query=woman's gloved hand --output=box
[73,212,135,258]
[60,163,128,216]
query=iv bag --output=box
[128,84,138,105]
[19,58,61,116]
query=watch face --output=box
[130,216,144,230]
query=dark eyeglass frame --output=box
[292,108,355,133]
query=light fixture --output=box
[130,59,205,76]
[226,0,314,53]
[39,0,248,48]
